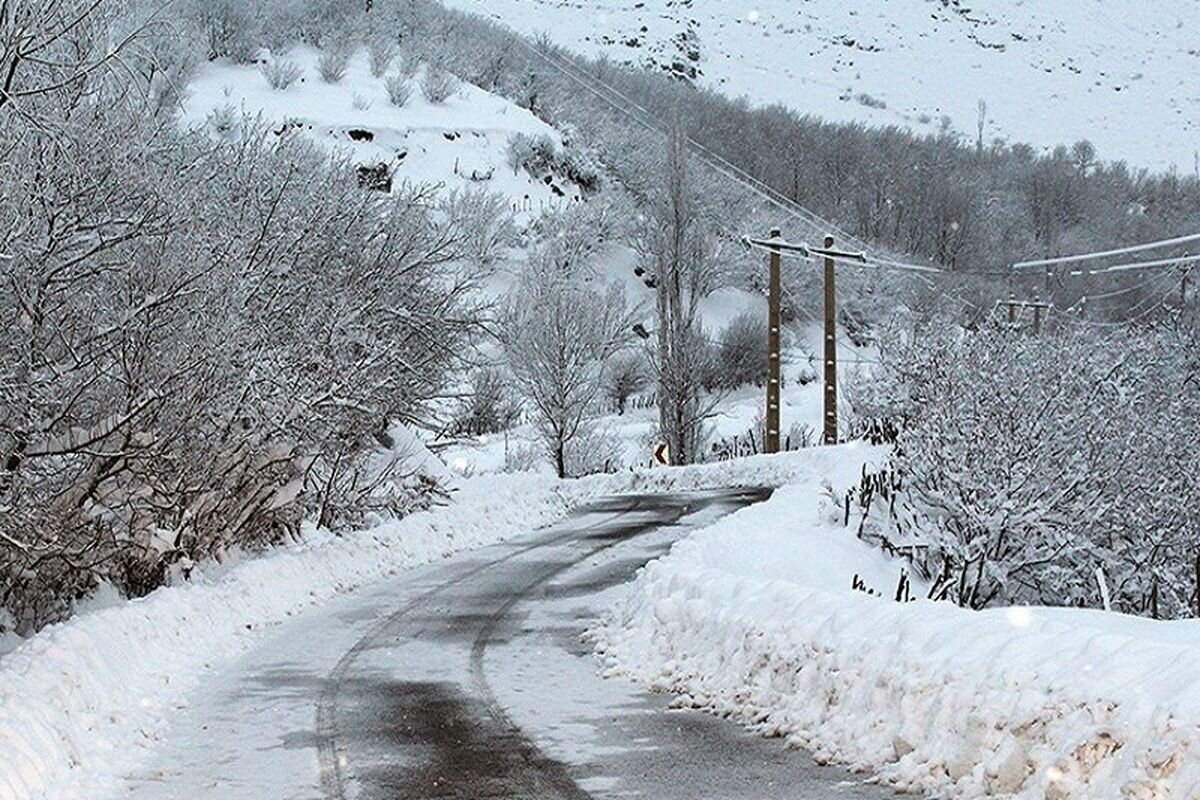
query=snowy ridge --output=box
[443,0,1200,171]
[0,450,837,800]
[184,46,580,218]
[592,454,1200,798]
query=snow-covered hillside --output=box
[442,0,1200,172]
[183,46,580,218]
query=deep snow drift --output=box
[592,447,1200,799]
[443,0,1200,172]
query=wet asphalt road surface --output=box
[121,489,905,800]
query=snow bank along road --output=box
[116,489,897,799]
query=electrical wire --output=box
[501,21,1193,321]
[511,36,890,256]
[1065,252,1200,276]
[1054,271,1183,328]
[1012,232,1200,270]
[1061,268,1184,310]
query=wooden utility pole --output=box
[765,229,782,454]
[822,235,838,445]
[744,232,864,452]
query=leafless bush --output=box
[420,66,460,104]
[207,102,238,136]
[261,59,302,90]
[384,74,412,106]
[849,320,1200,618]
[368,37,398,77]
[317,45,352,83]
[564,425,625,476]
[605,352,650,414]
[713,311,768,389]
[194,0,259,63]
[451,369,521,436]
[0,80,490,632]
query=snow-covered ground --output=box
[0,448,838,800]
[183,45,580,218]
[442,0,1200,172]
[592,448,1200,799]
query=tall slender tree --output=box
[635,128,719,465]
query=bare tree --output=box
[604,352,650,414]
[633,127,721,465]
[499,265,633,478]
[0,0,165,123]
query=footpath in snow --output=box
[0,447,832,800]
[592,448,1200,800]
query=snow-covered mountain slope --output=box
[182,46,580,218]
[442,0,1200,172]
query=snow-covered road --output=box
[115,489,896,799]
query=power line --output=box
[1065,252,1200,277]
[503,22,1198,319]
[1062,269,1184,310]
[1055,272,1183,328]
[1012,232,1200,270]
[511,36,884,255]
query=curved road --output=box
[121,490,901,800]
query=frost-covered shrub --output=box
[261,59,302,90]
[194,0,258,63]
[507,132,559,176]
[352,93,372,111]
[395,52,420,80]
[713,311,767,389]
[420,66,460,103]
[560,147,603,193]
[507,132,603,194]
[440,188,518,269]
[367,37,397,77]
[0,108,493,633]
[451,369,521,436]
[207,102,238,136]
[503,442,541,474]
[317,45,351,83]
[564,425,625,477]
[850,319,1200,618]
[384,73,412,106]
[604,352,650,414]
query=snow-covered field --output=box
[0,448,835,800]
[442,0,1200,172]
[183,45,580,217]
[592,449,1200,799]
